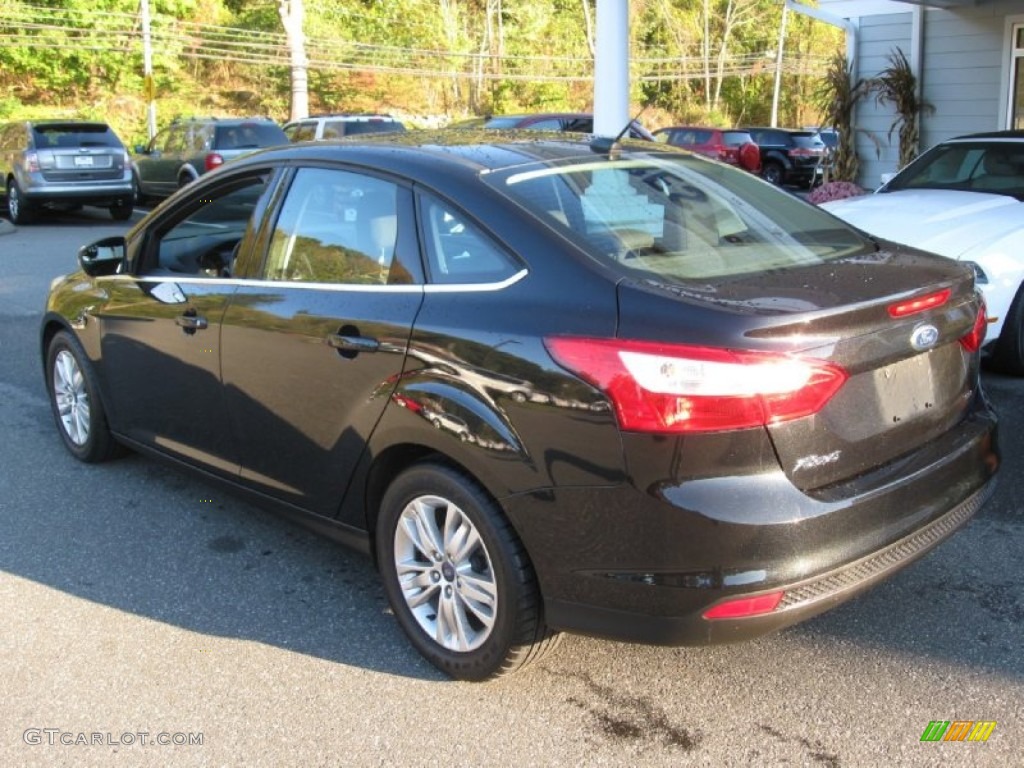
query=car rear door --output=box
[220,166,424,518]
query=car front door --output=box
[220,166,423,517]
[97,169,275,475]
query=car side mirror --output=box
[78,237,126,277]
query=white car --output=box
[821,131,1024,373]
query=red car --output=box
[653,126,762,174]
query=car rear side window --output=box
[418,193,522,285]
[265,168,405,286]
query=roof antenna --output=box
[590,105,648,156]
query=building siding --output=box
[835,2,1020,188]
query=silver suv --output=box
[0,120,134,224]
[283,114,406,141]
[132,117,287,202]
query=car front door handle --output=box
[176,312,208,333]
[327,333,380,353]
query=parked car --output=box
[743,127,828,187]
[42,132,998,680]
[283,113,407,141]
[821,130,1024,373]
[652,126,761,173]
[132,116,287,202]
[0,119,134,224]
[483,113,655,140]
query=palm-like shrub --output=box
[814,52,868,183]
[870,48,934,169]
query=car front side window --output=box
[139,173,272,278]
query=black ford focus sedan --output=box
[41,132,998,680]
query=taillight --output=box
[887,288,951,318]
[205,153,224,172]
[788,147,818,158]
[959,299,988,353]
[544,337,848,433]
[23,151,40,172]
[703,591,784,619]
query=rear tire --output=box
[762,161,784,186]
[991,285,1024,375]
[45,330,120,462]
[7,178,33,224]
[376,462,560,681]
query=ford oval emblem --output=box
[910,324,940,351]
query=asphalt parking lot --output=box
[1,209,1021,767]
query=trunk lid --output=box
[615,244,982,490]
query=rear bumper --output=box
[501,407,998,646]
[18,173,133,206]
[543,480,993,645]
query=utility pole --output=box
[593,0,629,138]
[770,3,789,128]
[140,0,157,139]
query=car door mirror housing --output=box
[78,237,126,277]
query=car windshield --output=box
[884,141,1024,199]
[215,122,287,149]
[483,153,872,281]
[33,123,121,148]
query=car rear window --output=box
[791,134,825,149]
[484,117,528,130]
[331,119,406,136]
[722,131,754,146]
[484,153,872,281]
[33,123,121,148]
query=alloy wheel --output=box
[53,349,91,446]
[393,494,498,652]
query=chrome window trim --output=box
[100,268,528,293]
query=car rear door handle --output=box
[176,312,208,333]
[327,333,380,353]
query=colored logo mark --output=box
[920,720,996,742]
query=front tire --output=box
[46,330,120,462]
[991,285,1024,375]
[376,463,559,681]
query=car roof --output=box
[28,119,112,128]
[225,131,671,183]
[743,126,815,134]
[948,130,1024,141]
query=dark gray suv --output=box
[0,120,134,224]
[132,117,287,202]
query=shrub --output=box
[806,180,866,205]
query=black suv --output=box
[0,120,134,224]
[743,127,827,187]
[132,117,287,202]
